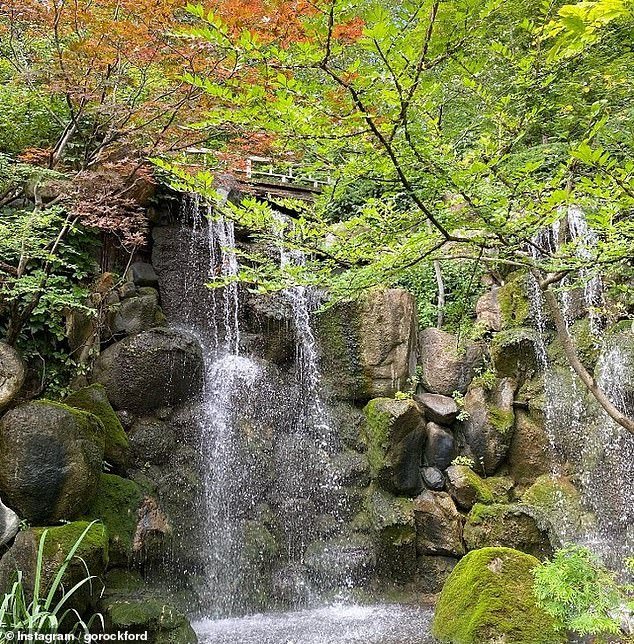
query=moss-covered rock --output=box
[0,400,104,523]
[362,398,426,495]
[82,474,144,566]
[463,503,552,559]
[498,272,531,329]
[507,410,552,490]
[547,318,600,372]
[490,327,543,378]
[66,384,130,470]
[445,465,494,511]
[432,547,564,643]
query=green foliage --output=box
[0,522,104,636]
[452,390,470,421]
[533,544,630,637]
[451,455,476,468]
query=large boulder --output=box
[424,422,455,470]
[316,288,417,400]
[491,327,543,378]
[460,378,516,475]
[507,410,553,490]
[432,547,564,643]
[413,490,464,557]
[107,287,166,338]
[445,465,494,511]
[415,393,458,425]
[0,522,108,614]
[363,398,426,495]
[65,384,130,470]
[90,328,203,414]
[475,288,502,332]
[418,328,482,396]
[0,496,19,547]
[463,503,552,559]
[0,342,25,410]
[0,401,104,523]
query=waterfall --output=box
[165,196,351,618]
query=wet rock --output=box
[272,563,313,606]
[126,262,159,288]
[330,451,371,487]
[475,288,502,331]
[424,422,455,470]
[0,497,19,547]
[0,401,104,523]
[445,464,494,511]
[90,328,203,414]
[243,294,296,364]
[304,534,376,587]
[129,418,176,466]
[421,466,444,491]
[0,342,25,410]
[415,392,458,425]
[108,287,166,337]
[413,490,464,557]
[507,410,553,490]
[316,288,418,400]
[432,547,563,643]
[416,555,458,593]
[460,378,516,475]
[491,327,542,378]
[363,398,426,495]
[418,328,482,396]
[463,503,552,559]
[328,400,367,452]
[65,383,130,470]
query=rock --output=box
[90,328,203,414]
[82,474,145,566]
[129,418,176,466]
[330,451,371,487]
[0,496,19,547]
[243,294,296,365]
[126,262,159,288]
[522,475,594,544]
[108,288,166,337]
[0,342,25,410]
[491,327,543,378]
[413,490,464,557]
[497,271,531,329]
[363,398,426,495]
[272,563,313,605]
[463,503,552,559]
[418,328,482,396]
[0,522,108,614]
[316,288,418,400]
[460,378,516,475]
[548,318,600,372]
[365,488,417,583]
[0,401,104,523]
[100,595,197,644]
[415,555,458,593]
[421,466,444,491]
[445,465,494,511]
[432,547,564,643]
[475,288,502,331]
[415,393,458,424]
[65,384,130,470]
[424,422,455,470]
[507,410,553,490]
[327,400,367,452]
[304,534,376,587]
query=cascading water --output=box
[527,208,634,570]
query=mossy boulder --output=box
[463,503,552,559]
[432,547,564,643]
[66,384,130,470]
[547,318,599,372]
[521,474,594,544]
[0,521,108,615]
[445,465,494,511]
[497,271,531,329]
[82,474,145,566]
[490,327,543,378]
[0,400,104,523]
[315,288,418,400]
[101,596,197,643]
[362,397,426,495]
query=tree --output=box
[171,0,634,432]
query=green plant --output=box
[472,367,497,391]
[0,522,104,636]
[452,391,470,421]
[394,366,423,400]
[533,545,632,638]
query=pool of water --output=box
[193,603,435,644]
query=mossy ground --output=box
[432,547,564,643]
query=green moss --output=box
[486,476,513,503]
[82,474,143,565]
[498,272,531,329]
[487,405,515,435]
[33,521,109,567]
[457,467,495,504]
[33,400,105,450]
[104,569,144,594]
[362,399,394,474]
[490,327,542,377]
[432,547,564,643]
[547,318,599,371]
[66,384,129,467]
